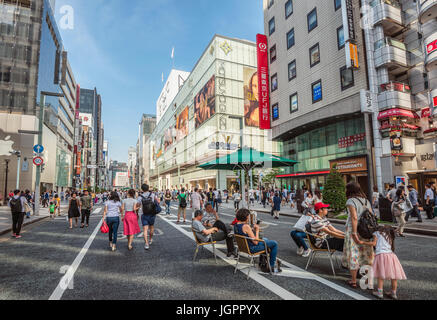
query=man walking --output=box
[80,190,93,228]
[190,188,203,217]
[406,185,422,223]
[424,184,435,220]
[177,187,188,224]
[9,190,26,239]
[138,184,159,250]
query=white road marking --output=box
[49,208,103,300]
[158,215,301,300]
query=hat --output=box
[314,202,330,212]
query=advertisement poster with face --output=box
[176,106,189,141]
[244,67,259,127]
[164,127,173,151]
[194,75,216,129]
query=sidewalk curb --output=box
[254,208,437,237]
[0,216,49,237]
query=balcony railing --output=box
[374,37,406,51]
[370,0,401,9]
[419,0,437,24]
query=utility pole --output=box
[3,159,10,206]
[34,95,45,216]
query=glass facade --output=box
[79,89,95,114]
[282,117,367,175]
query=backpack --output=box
[258,253,271,273]
[179,194,187,208]
[355,198,378,240]
[10,197,23,213]
[141,194,156,216]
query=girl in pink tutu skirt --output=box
[360,225,407,300]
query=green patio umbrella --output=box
[198,147,298,209]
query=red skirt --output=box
[123,211,140,236]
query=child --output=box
[49,201,56,219]
[360,225,407,300]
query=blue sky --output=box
[54,0,264,163]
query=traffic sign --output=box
[33,144,44,154]
[33,156,44,166]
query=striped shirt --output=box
[310,215,331,248]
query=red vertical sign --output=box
[75,84,81,120]
[257,34,271,130]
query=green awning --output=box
[198,148,298,171]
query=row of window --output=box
[0,89,29,109]
[0,43,32,63]
[270,66,355,121]
[269,0,342,36]
[0,22,34,41]
[0,65,30,84]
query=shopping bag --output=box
[100,220,109,233]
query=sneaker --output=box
[15,235,22,239]
[11,233,16,238]
[372,291,383,299]
[302,249,312,258]
[149,239,153,245]
[297,247,304,256]
[386,291,398,300]
[144,244,149,250]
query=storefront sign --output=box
[256,34,271,130]
[330,156,367,174]
[360,90,375,114]
[342,0,355,41]
[416,143,437,170]
[427,39,437,54]
[338,133,365,149]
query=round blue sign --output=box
[33,144,44,153]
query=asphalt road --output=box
[0,202,436,300]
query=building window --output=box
[337,26,345,49]
[290,92,298,113]
[271,73,278,92]
[268,0,274,9]
[334,0,341,11]
[340,66,354,90]
[285,0,293,19]
[269,17,275,35]
[287,28,295,49]
[307,8,318,33]
[288,60,296,81]
[312,80,323,103]
[309,43,320,67]
[270,45,277,63]
[272,103,279,121]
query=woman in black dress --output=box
[68,192,81,229]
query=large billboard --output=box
[164,127,174,151]
[176,106,189,141]
[194,75,216,129]
[244,67,259,127]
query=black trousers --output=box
[234,201,240,210]
[212,220,235,254]
[81,209,91,225]
[321,237,344,252]
[406,205,421,221]
[425,204,434,219]
[12,212,24,235]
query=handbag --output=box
[100,221,109,233]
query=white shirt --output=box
[374,231,392,255]
[106,201,121,218]
[191,192,202,209]
[293,215,313,232]
[425,188,434,200]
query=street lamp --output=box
[34,91,64,216]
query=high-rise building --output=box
[148,35,280,191]
[128,146,137,188]
[138,114,156,186]
[362,0,437,197]
[0,0,76,196]
[263,0,372,193]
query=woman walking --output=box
[342,182,375,289]
[391,188,411,237]
[102,191,122,252]
[67,192,81,229]
[164,190,172,215]
[122,189,140,250]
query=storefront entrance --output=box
[330,155,370,197]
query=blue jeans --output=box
[165,200,171,214]
[290,230,308,251]
[249,238,278,268]
[107,217,120,245]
